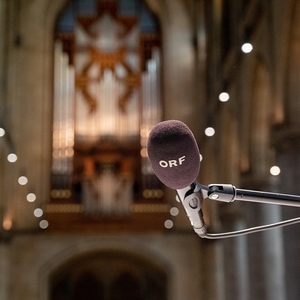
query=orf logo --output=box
[159,156,186,168]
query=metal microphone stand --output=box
[176,183,300,239]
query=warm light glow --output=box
[200,154,203,161]
[18,176,28,185]
[3,218,12,230]
[66,148,74,157]
[140,148,148,157]
[205,127,215,137]
[7,153,18,163]
[270,166,281,176]
[219,92,230,102]
[170,207,179,216]
[34,208,43,217]
[0,128,5,137]
[140,127,148,138]
[241,42,253,53]
[26,193,36,202]
[39,220,49,229]
[164,219,173,229]
[50,189,71,199]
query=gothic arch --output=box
[39,237,170,300]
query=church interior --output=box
[1,0,300,299]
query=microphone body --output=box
[147,120,206,236]
[147,120,300,239]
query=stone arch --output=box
[39,237,171,300]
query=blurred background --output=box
[0,0,299,299]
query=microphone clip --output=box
[176,182,209,238]
[207,184,236,203]
[176,183,300,239]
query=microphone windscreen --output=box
[147,120,200,190]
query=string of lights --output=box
[164,36,280,230]
[203,40,281,177]
[0,125,49,231]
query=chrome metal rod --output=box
[235,188,300,207]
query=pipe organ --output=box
[51,0,163,218]
[52,41,75,200]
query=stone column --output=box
[273,133,300,300]
[0,242,9,300]
[261,203,286,300]
[241,176,286,300]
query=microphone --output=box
[147,120,300,239]
[147,120,207,236]
[147,120,200,190]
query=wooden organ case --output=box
[45,0,168,231]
